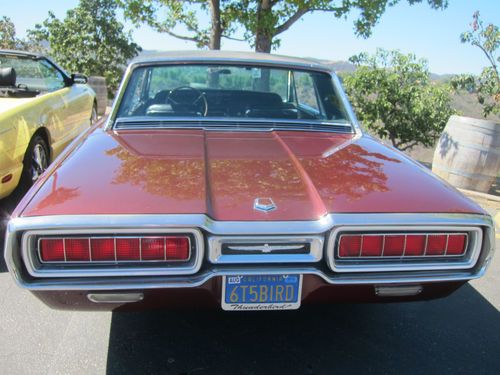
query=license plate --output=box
[222,274,302,311]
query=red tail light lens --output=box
[141,237,165,260]
[337,233,468,259]
[166,237,190,260]
[65,239,90,261]
[116,238,140,260]
[40,239,65,262]
[339,235,361,257]
[405,235,426,256]
[361,235,383,256]
[383,235,405,256]
[447,234,467,255]
[90,238,115,261]
[38,235,190,263]
[427,235,447,255]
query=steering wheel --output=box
[166,86,208,116]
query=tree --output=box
[227,0,449,53]
[451,11,499,117]
[342,49,455,151]
[28,0,141,93]
[118,0,240,50]
[0,16,45,53]
[0,16,24,49]
[119,1,449,55]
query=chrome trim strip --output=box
[22,228,202,278]
[208,235,324,264]
[227,244,305,251]
[374,285,423,297]
[328,226,482,273]
[337,232,469,259]
[4,213,495,291]
[37,235,192,264]
[330,72,363,136]
[105,63,132,130]
[87,293,144,304]
[113,117,354,134]
[14,212,492,237]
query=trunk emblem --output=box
[254,198,277,212]
[227,244,305,253]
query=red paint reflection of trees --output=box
[106,147,205,199]
[301,144,401,201]
[105,141,401,204]
[209,159,303,194]
[34,174,80,210]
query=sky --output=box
[1,0,499,75]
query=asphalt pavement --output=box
[0,188,499,375]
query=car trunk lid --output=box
[19,127,484,219]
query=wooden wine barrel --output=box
[88,76,108,116]
[432,115,500,193]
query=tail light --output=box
[116,238,140,260]
[330,227,483,273]
[65,239,91,261]
[39,235,191,263]
[338,233,468,258]
[38,239,64,261]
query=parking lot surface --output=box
[1,189,499,375]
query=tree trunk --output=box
[208,0,221,50]
[255,33,272,53]
[254,0,273,53]
[254,0,273,91]
[207,0,221,88]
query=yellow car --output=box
[0,50,96,199]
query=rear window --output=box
[116,64,350,123]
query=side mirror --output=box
[71,73,88,85]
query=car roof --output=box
[131,50,334,73]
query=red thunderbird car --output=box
[4,51,495,311]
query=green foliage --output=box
[118,0,238,49]
[342,49,455,151]
[28,0,141,93]
[119,0,448,53]
[0,16,25,49]
[452,11,499,117]
[119,0,207,47]
[226,0,448,52]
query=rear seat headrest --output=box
[0,67,17,87]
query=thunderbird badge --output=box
[253,197,277,212]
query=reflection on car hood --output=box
[19,127,484,220]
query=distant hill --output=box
[302,58,357,73]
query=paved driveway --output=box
[1,190,499,375]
